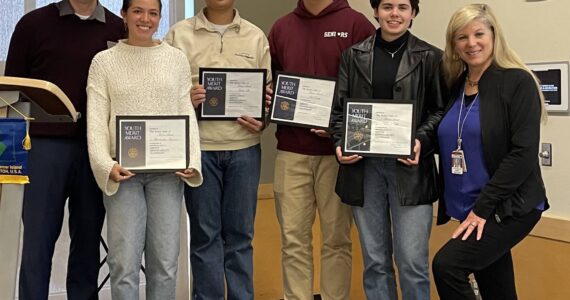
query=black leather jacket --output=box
[330,32,447,206]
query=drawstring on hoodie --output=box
[219,33,224,53]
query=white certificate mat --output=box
[343,100,415,158]
[270,73,337,129]
[116,116,189,172]
[199,68,266,119]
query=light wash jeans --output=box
[185,144,261,300]
[104,173,184,300]
[353,158,432,300]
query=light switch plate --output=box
[541,143,552,166]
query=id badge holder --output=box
[451,150,465,175]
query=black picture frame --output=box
[342,98,416,158]
[115,115,189,172]
[269,71,338,130]
[198,67,267,120]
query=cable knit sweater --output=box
[86,40,202,196]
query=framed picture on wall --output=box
[527,61,569,112]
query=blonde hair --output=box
[442,4,546,120]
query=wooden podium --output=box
[0,76,79,299]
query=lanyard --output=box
[456,91,478,150]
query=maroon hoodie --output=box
[269,0,375,155]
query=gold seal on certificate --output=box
[342,99,416,158]
[269,72,337,129]
[199,68,267,120]
[116,116,190,172]
[280,100,290,111]
[128,148,138,158]
[209,97,220,107]
[353,130,365,143]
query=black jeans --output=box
[432,209,542,300]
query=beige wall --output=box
[349,0,376,25]
[349,0,570,223]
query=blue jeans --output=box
[104,173,184,300]
[19,138,104,300]
[186,144,261,300]
[353,158,432,300]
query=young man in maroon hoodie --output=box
[269,1,375,299]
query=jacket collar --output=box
[194,8,241,33]
[352,31,431,53]
[352,32,431,85]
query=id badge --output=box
[451,150,466,175]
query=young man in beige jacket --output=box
[165,0,271,298]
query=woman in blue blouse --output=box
[432,4,548,299]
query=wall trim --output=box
[258,183,273,200]
[531,215,570,243]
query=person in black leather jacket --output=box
[330,0,446,299]
[432,4,548,299]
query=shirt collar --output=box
[195,8,241,33]
[57,0,106,23]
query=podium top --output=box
[0,76,79,122]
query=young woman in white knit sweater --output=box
[86,0,202,298]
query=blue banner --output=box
[0,119,29,184]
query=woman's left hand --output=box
[176,168,196,179]
[452,210,487,241]
[398,139,421,165]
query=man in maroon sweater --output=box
[4,0,123,299]
[268,1,375,299]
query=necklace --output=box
[384,42,406,58]
[466,76,478,87]
[456,91,479,150]
[451,91,478,175]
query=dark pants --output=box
[19,138,104,300]
[186,145,261,300]
[432,209,542,300]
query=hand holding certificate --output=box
[342,99,416,158]
[269,72,337,129]
[116,116,190,172]
[199,68,267,120]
